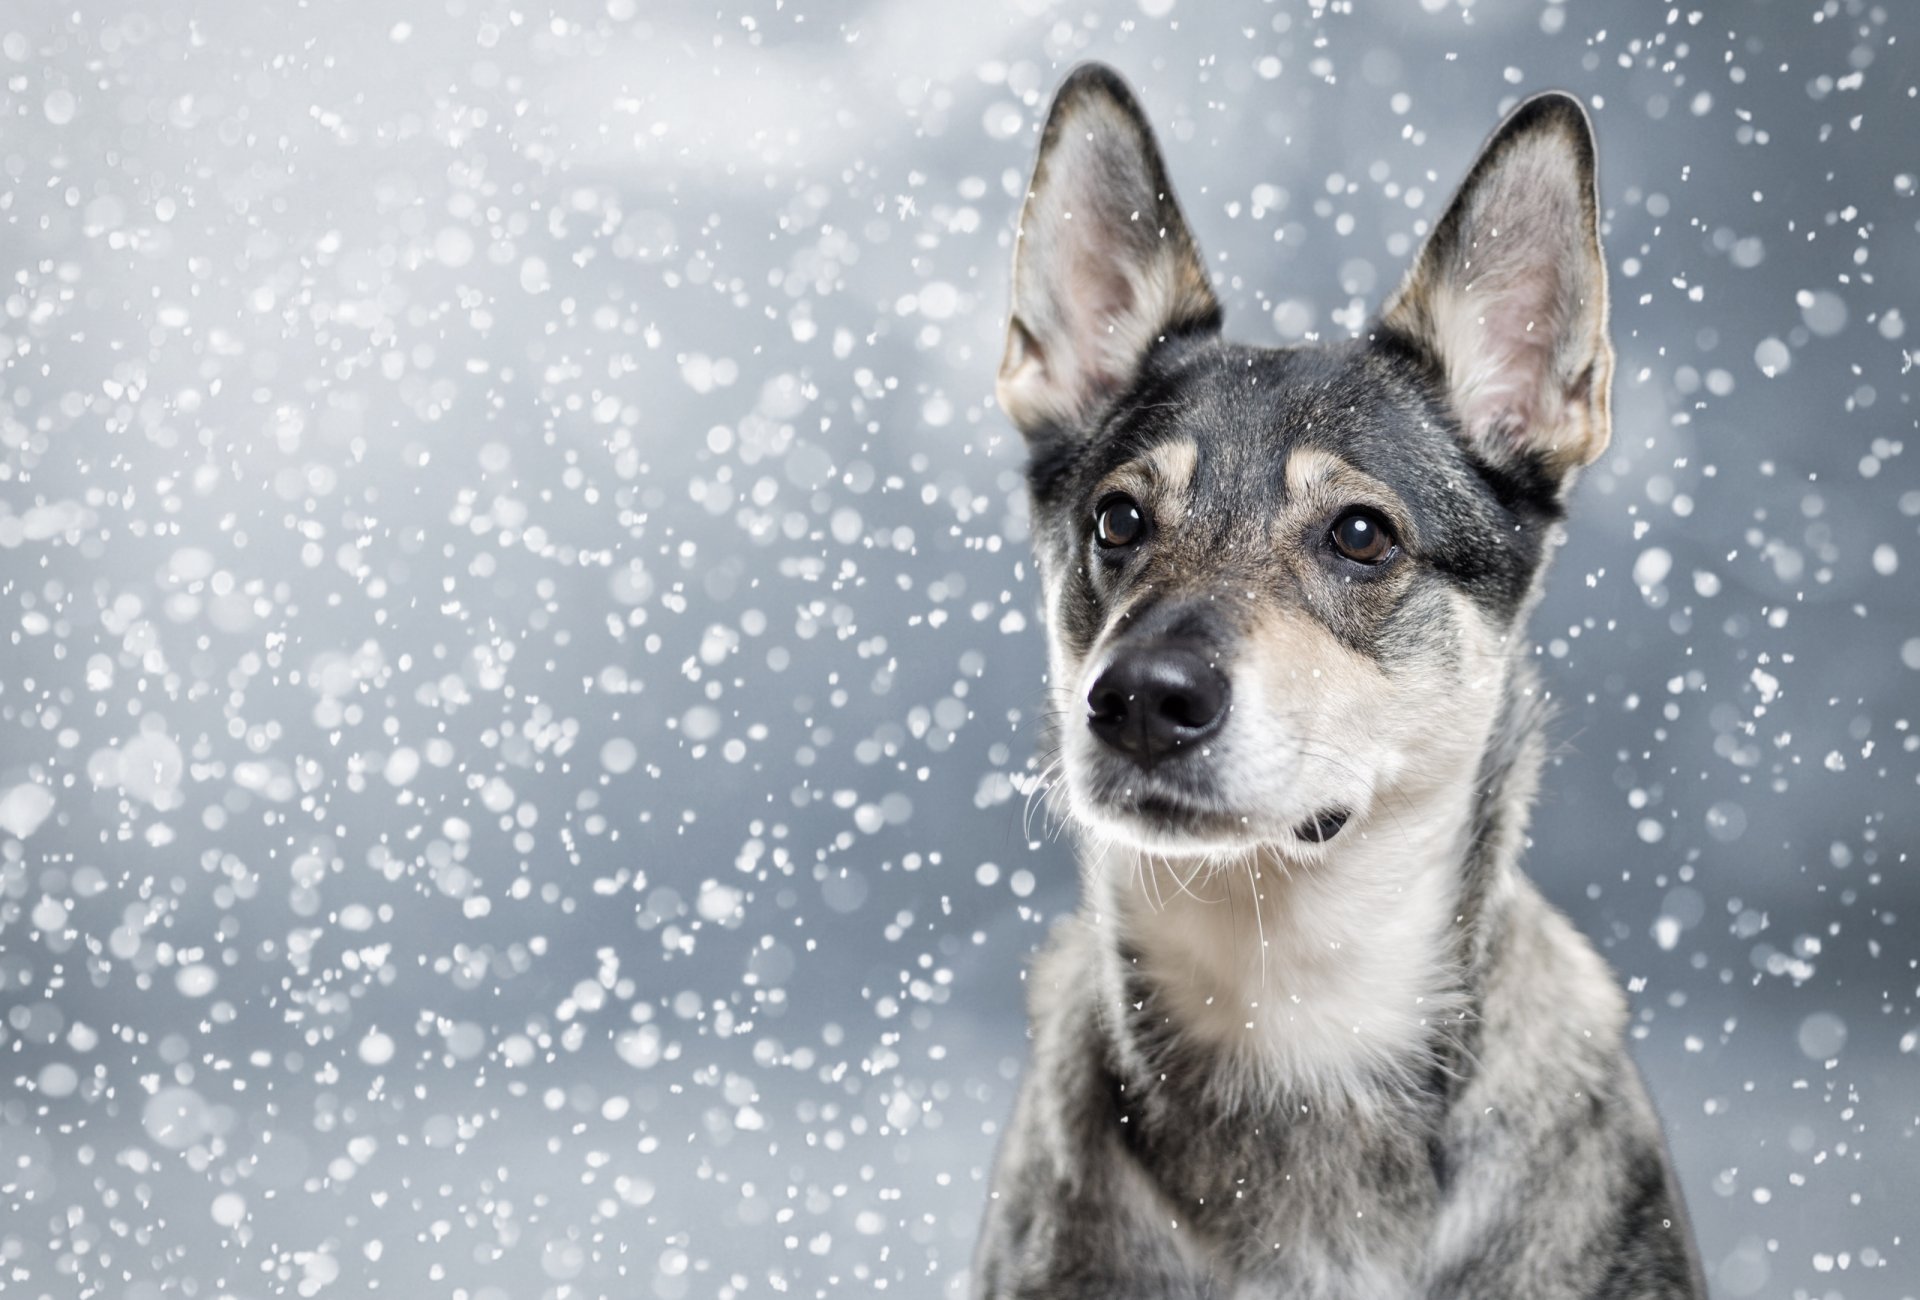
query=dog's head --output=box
[1002,65,1611,857]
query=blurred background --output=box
[1,0,1914,1296]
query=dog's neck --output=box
[1082,664,1546,1105]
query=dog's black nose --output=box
[1086,643,1229,768]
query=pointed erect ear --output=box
[1382,92,1613,480]
[998,64,1220,442]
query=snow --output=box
[0,0,1914,1296]
[0,783,56,839]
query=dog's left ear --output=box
[1382,92,1612,479]
[998,64,1220,443]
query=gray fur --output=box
[974,65,1704,1299]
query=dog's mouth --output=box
[1078,779,1240,847]
[1073,747,1357,851]
[1292,807,1350,844]
[1080,773,1354,852]
[1130,791,1219,825]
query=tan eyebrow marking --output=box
[1092,436,1200,528]
[1145,438,1198,497]
[1290,445,1413,518]
[1283,446,1347,501]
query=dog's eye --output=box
[1094,494,1148,549]
[1329,509,1396,565]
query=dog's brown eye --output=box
[1094,494,1147,549]
[1329,509,1395,565]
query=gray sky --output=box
[1,0,1915,1295]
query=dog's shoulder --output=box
[1480,872,1629,1068]
[1425,875,1705,1296]
[1025,911,1099,1020]
[975,916,1220,1297]
[1018,913,1114,1158]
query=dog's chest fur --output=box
[1096,767,1481,1093]
[1013,870,1651,1300]
[1081,873,1458,1297]
[1112,1056,1446,1295]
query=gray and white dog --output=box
[973,64,1704,1299]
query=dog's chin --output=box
[1070,771,1260,856]
[1070,766,1356,857]
[1074,792,1250,856]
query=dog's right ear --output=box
[998,64,1219,443]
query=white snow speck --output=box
[143,1087,214,1150]
[600,737,638,774]
[37,1062,80,1098]
[0,783,57,838]
[434,226,474,267]
[87,730,186,808]
[1796,1012,1846,1061]
[358,1030,396,1066]
[31,895,69,934]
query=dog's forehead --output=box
[1100,340,1453,505]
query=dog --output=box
[972,64,1705,1299]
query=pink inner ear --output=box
[999,82,1220,437]
[1057,244,1140,394]
[1424,134,1601,464]
[1449,255,1569,452]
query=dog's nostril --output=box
[1157,666,1227,735]
[1089,686,1128,722]
[1158,691,1202,728]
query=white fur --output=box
[1063,592,1511,1098]
[1092,794,1471,1098]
